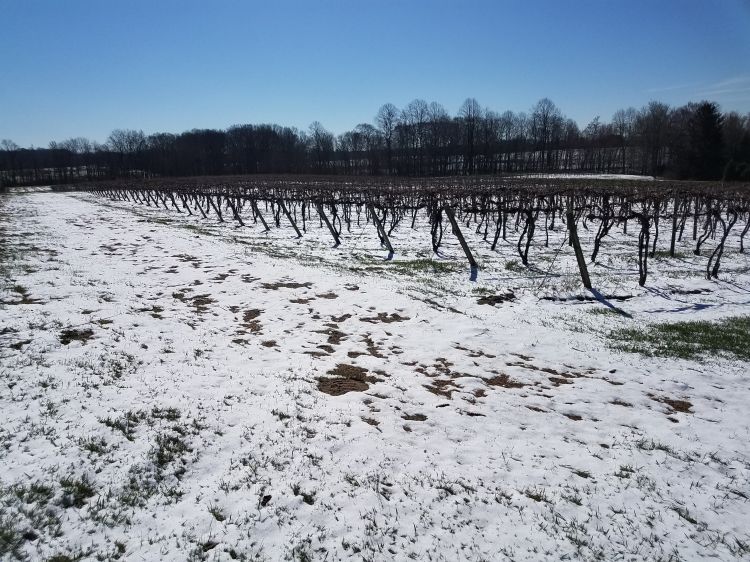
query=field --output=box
[1,187,749,561]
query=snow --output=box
[521,173,656,180]
[1,191,749,561]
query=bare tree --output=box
[636,101,670,176]
[612,107,636,173]
[308,121,334,172]
[530,98,562,171]
[459,98,481,174]
[376,103,399,175]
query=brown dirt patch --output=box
[526,405,547,412]
[290,298,314,304]
[316,292,338,299]
[651,395,693,413]
[173,291,215,314]
[315,327,346,345]
[261,340,277,348]
[477,292,515,306]
[364,335,385,358]
[424,379,458,398]
[328,364,367,378]
[563,413,583,421]
[244,309,261,321]
[241,309,263,333]
[262,281,313,290]
[485,374,526,388]
[402,413,427,422]
[361,312,410,324]
[317,364,382,396]
[60,328,94,345]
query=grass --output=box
[522,486,550,503]
[391,258,459,275]
[291,483,316,505]
[505,259,526,273]
[59,475,96,509]
[99,410,146,441]
[0,513,25,560]
[79,435,108,455]
[587,306,626,316]
[652,250,687,259]
[610,316,750,360]
[59,327,94,345]
[151,432,191,475]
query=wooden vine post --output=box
[444,206,478,270]
[566,199,592,290]
[367,203,394,255]
[278,200,302,238]
[315,203,341,247]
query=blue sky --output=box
[1,0,749,147]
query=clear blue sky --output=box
[1,0,749,147]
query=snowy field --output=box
[1,191,749,561]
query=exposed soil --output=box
[317,364,382,396]
[423,379,458,398]
[315,326,346,345]
[651,395,693,413]
[241,309,263,333]
[361,312,410,324]
[59,328,95,345]
[316,292,338,299]
[173,290,216,314]
[261,281,313,290]
[485,374,526,388]
[477,292,516,306]
[526,405,547,412]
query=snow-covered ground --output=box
[1,191,749,561]
[518,173,656,181]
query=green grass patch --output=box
[391,259,459,274]
[59,475,96,508]
[652,250,687,259]
[610,316,750,360]
[504,259,526,273]
[588,307,625,316]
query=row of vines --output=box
[73,175,750,288]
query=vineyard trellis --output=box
[71,175,750,288]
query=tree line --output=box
[2,98,749,187]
